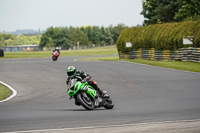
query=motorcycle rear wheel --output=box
[77,93,94,110]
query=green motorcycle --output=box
[67,78,114,110]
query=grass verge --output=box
[0,45,118,59]
[0,83,12,101]
[81,56,119,61]
[81,57,200,73]
[126,59,200,73]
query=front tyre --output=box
[104,97,114,109]
[76,93,94,110]
[52,57,57,61]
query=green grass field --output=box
[0,84,12,101]
[0,45,118,59]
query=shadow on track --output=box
[52,108,106,111]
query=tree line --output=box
[39,24,128,49]
[141,0,200,25]
[0,24,128,49]
[0,33,41,47]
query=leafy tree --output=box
[99,26,114,45]
[39,27,55,48]
[38,24,129,49]
[0,33,42,47]
[80,26,94,46]
[90,26,100,46]
[110,23,128,44]
[54,27,73,49]
[0,33,16,46]
[174,0,200,21]
[39,27,73,49]
[45,38,54,48]
[69,28,89,47]
[57,28,73,49]
[39,35,52,48]
[1,23,129,49]
[141,0,179,25]
[86,26,93,44]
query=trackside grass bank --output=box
[0,83,12,101]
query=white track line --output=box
[3,119,200,133]
[0,81,17,103]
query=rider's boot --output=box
[102,91,109,98]
[96,86,109,98]
[91,81,109,98]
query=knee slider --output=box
[92,81,97,85]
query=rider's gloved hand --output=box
[85,77,90,81]
[82,77,89,83]
[81,79,87,83]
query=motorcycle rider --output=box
[52,47,60,54]
[66,66,108,98]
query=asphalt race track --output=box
[0,56,200,132]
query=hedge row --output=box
[116,21,200,53]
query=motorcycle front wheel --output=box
[76,93,94,110]
[104,97,114,109]
[52,57,57,61]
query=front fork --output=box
[70,91,104,107]
[81,91,100,107]
[82,92,90,101]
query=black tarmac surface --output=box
[0,57,200,132]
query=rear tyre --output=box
[104,97,114,109]
[77,93,94,110]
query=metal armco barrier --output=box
[192,53,200,63]
[130,51,137,59]
[119,47,200,63]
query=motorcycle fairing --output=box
[68,81,96,98]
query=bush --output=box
[117,21,200,53]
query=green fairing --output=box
[86,88,96,98]
[68,81,96,98]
